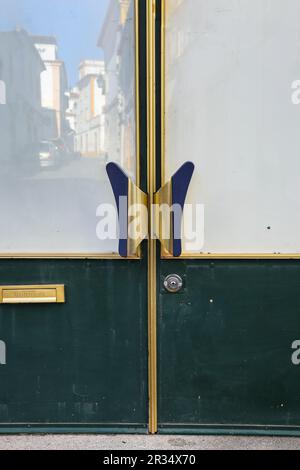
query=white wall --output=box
[35,43,57,61]
[0,80,6,104]
[40,65,54,109]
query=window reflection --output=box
[0,0,136,254]
[0,81,5,105]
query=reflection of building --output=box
[0,29,45,167]
[0,80,5,105]
[33,36,69,139]
[165,0,190,70]
[74,60,106,157]
[65,87,79,132]
[98,0,136,178]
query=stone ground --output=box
[0,435,299,450]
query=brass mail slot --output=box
[0,285,65,304]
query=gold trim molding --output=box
[162,253,300,260]
[0,253,140,260]
[147,0,158,435]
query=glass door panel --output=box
[163,0,300,256]
[0,0,138,255]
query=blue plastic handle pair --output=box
[107,161,195,257]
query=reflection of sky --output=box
[0,0,109,86]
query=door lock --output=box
[163,274,183,293]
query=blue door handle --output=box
[106,162,148,258]
[154,162,195,257]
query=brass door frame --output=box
[147,0,158,434]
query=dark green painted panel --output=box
[0,259,147,426]
[159,260,300,428]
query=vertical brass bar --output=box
[134,0,142,258]
[147,0,158,434]
[134,0,140,184]
[161,0,166,186]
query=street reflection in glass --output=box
[0,0,136,254]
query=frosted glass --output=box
[0,0,137,254]
[165,0,300,254]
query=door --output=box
[2,0,300,437]
[157,0,300,434]
[0,0,149,432]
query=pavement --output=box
[0,434,299,450]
